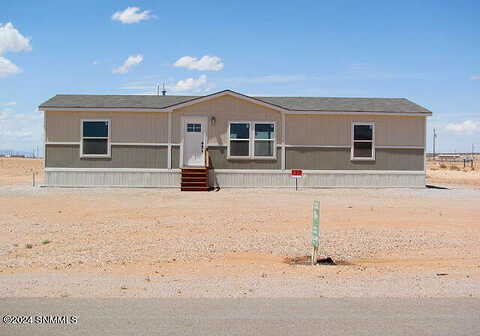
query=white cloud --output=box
[470,75,480,80]
[2,101,16,106]
[0,23,31,78]
[444,120,480,134]
[0,107,42,152]
[174,56,224,71]
[0,22,31,54]
[112,7,152,24]
[113,54,143,74]
[169,75,210,92]
[0,56,21,77]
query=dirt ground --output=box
[0,158,479,298]
[0,157,43,186]
[427,160,480,187]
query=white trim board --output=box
[212,169,424,175]
[44,168,424,175]
[45,142,81,145]
[45,142,423,149]
[40,185,179,189]
[41,106,432,117]
[45,168,181,173]
[46,142,170,146]
[376,146,424,149]
[40,107,166,113]
[284,144,351,148]
[110,142,169,146]
[285,111,431,116]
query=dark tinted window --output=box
[353,142,372,158]
[353,125,373,141]
[83,121,109,137]
[230,123,249,139]
[83,139,108,155]
[255,123,274,139]
[254,141,274,156]
[187,123,201,132]
[230,141,249,156]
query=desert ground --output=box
[427,158,480,187]
[0,157,479,298]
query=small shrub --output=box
[439,163,447,169]
[429,166,439,171]
[42,240,51,245]
[449,165,460,171]
[25,244,33,249]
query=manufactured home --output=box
[39,90,432,189]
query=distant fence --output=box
[427,153,478,161]
[0,153,39,158]
[427,153,477,170]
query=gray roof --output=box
[39,90,431,114]
[257,96,431,113]
[39,94,198,109]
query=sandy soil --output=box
[427,160,480,187]
[0,158,479,298]
[0,158,43,186]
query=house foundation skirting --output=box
[44,169,425,188]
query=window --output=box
[254,123,275,157]
[228,121,276,159]
[187,123,201,133]
[351,122,375,160]
[81,120,110,157]
[229,123,250,157]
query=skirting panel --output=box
[211,171,425,188]
[45,170,180,187]
[44,170,425,188]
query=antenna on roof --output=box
[162,81,167,96]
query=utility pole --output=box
[473,144,476,170]
[432,128,437,160]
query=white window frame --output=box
[80,119,111,158]
[227,121,276,160]
[351,121,375,161]
[253,121,277,159]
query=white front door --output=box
[182,117,207,167]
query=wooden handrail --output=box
[204,147,209,168]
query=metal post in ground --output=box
[311,200,320,265]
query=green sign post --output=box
[312,200,320,265]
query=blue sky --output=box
[1,0,479,153]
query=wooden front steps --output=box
[181,168,210,191]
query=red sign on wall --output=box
[291,169,303,177]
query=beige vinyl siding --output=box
[286,147,424,171]
[171,145,180,169]
[45,111,169,143]
[208,146,281,169]
[45,144,168,168]
[286,115,425,147]
[172,95,282,145]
